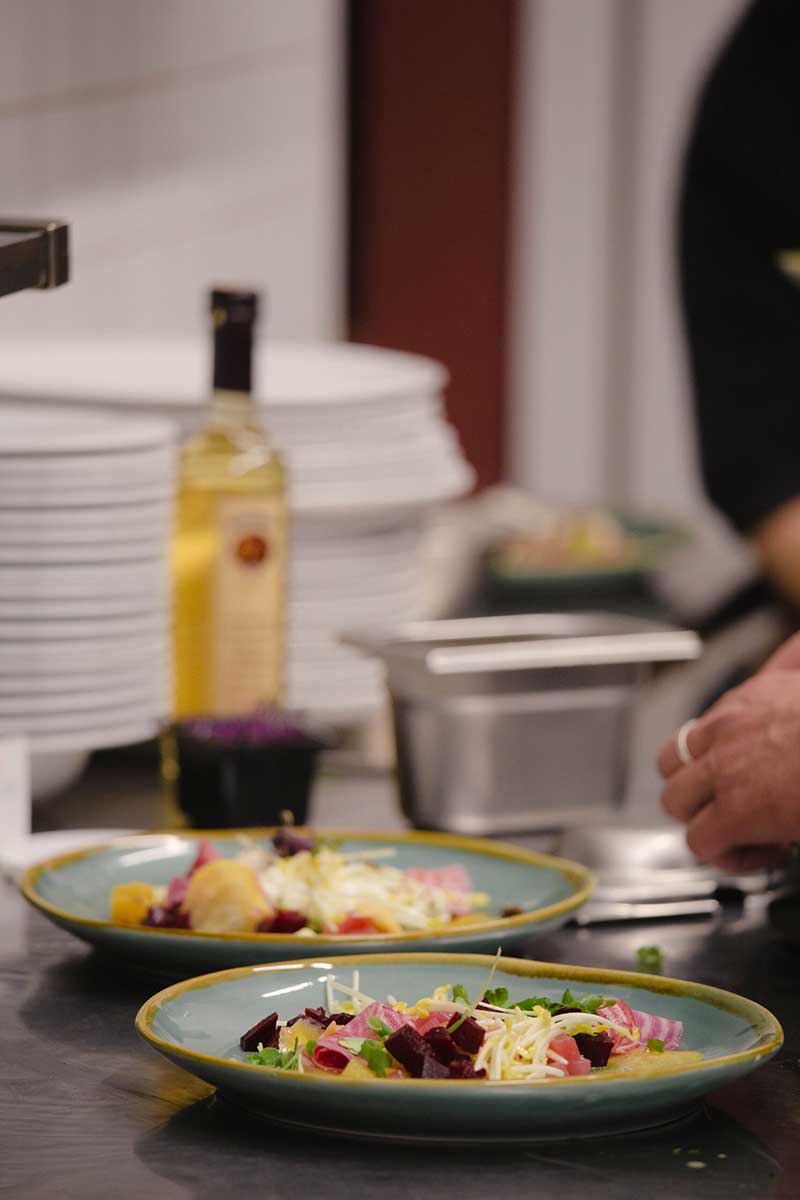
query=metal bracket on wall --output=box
[0,219,69,300]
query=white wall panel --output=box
[509,0,746,517]
[509,0,619,504]
[0,0,345,339]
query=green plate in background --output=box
[136,952,782,1143]
[487,516,689,596]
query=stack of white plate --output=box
[0,405,175,798]
[0,339,473,719]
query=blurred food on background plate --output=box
[494,510,637,573]
[420,487,687,616]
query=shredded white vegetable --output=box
[322,972,633,1082]
[236,844,489,934]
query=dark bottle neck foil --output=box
[211,288,259,394]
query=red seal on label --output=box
[235,534,269,565]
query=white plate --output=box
[285,688,380,720]
[0,402,175,454]
[0,686,165,710]
[290,591,421,622]
[0,444,174,483]
[26,721,159,753]
[0,666,168,696]
[0,637,168,673]
[0,683,168,714]
[0,521,168,548]
[0,561,167,598]
[289,464,474,522]
[280,424,454,472]
[0,502,170,532]
[0,539,168,565]
[292,530,421,562]
[0,701,165,735]
[0,595,168,619]
[0,483,172,508]
[0,613,166,640]
[30,750,92,803]
[289,564,420,595]
[269,398,442,443]
[0,338,447,408]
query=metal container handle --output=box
[422,631,702,675]
[342,627,702,675]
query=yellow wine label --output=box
[210,494,287,713]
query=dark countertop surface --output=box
[4,769,800,1199]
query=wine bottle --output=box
[172,287,287,716]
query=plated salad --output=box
[238,964,701,1082]
[109,830,490,937]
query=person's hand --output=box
[658,660,800,872]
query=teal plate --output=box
[21,829,591,974]
[136,952,782,1144]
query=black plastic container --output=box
[165,713,328,829]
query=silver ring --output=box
[676,719,698,766]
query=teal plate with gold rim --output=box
[21,829,592,974]
[136,952,782,1144]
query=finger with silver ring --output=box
[676,719,698,766]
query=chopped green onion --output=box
[367,1015,394,1038]
[647,1038,665,1054]
[636,945,664,974]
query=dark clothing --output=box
[680,0,800,533]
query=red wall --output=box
[348,0,517,489]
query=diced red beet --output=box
[553,1006,583,1016]
[143,903,190,929]
[385,1024,429,1077]
[269,910,308,934]
[239,1012,279,1052]
[420,1054,452,1079]
[448,1060,487,1079]
[329,1012,355,1026]
[574,1031,614,1069]
[188,837,220,876]
[447,1015,485,1055]
[272,828,316,858]
[286,1006,328,1029]
[423,1026,469,1065]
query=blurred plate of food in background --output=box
[486,509,688,597]
[21,827,592,974]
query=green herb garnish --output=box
[514,989,607,1016]
[305,1039,318,1057]
[367,1015,395,1038]
[452,984,470,1005]
[247,1043,301,1070]
[483,986,509,1008]
[575,993,605,1015]
[339,1036,393,1077]
[647,1038,665,1054]
[517,996,558,1014]
[636,945,664,974]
